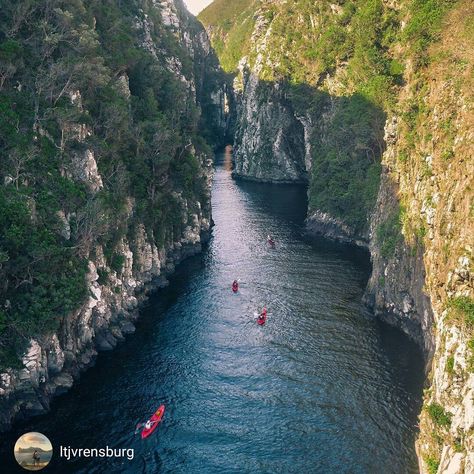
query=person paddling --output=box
[258,307,267,323]
[136,404,165,438]
[267,235,275,248]
[144,420,156,430]
[136,418,156,432]
[232,280,239,292]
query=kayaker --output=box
[232,280,239,292]
[267,235,275,247]
[145,420,155,430]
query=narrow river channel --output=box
[2,148,424,473]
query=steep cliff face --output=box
[232,71,308,183]
[201,0,474,472]
[202,1,310,183]
[200,0,385,238]
[386,5,472,471]
[0,0,225,430]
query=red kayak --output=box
[141,405,165,439]
[232,283,239,293]
[257,313,267,326]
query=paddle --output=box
[255,309,268,320]
[135,420,157,435]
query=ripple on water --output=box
[0,150,424,474]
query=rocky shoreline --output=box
[0,220,211,433]
[305,210,369,249]
[305,192,434,365]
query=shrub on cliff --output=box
[0,0,215,368]
[376,207,403,259]
[448,296,474,327]
[426,403,452,427]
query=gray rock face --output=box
[233,71,308,183]
[364,170,435,360]
[0,205,211,431]
[306,210,369,248]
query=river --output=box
[2,148,424,473]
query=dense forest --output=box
[0,0,222,368]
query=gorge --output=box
[0,1,473,473]
[199,1,473,472]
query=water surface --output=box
[1,148,424,473]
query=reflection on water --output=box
[223,144,233,172]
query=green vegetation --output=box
[202,0,405,234]
[377,207,403,259]
[97,269,109,286]
[307,92,383,233]
[468,338,474,373]
[448,297,474,372]
[403,0,458,67]
[453,437,464,453]
[425,456,440,474]
[0,0,217,368]
[199,0,257,73]
[203,0,458,236]
[446,355,455,375]
[427,403,452,427]
[448,296,474,326]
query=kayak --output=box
[257,314,267,326]
[141,405,165,439]
[268,240,275,248]
[232,283,239,293]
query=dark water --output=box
[1,148,424,473]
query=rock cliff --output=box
[200,0,474,472]
[0,0,226,430]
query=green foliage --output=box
[0,39,21,58]
[199,0,256,73]
[308,92,383,233]
[0,0,215,368]
[204,0,404,233]
[389,59,405,78]
[97,268,109,286]
[403,0,458,67]
[448,296,474,326]
[377,207,403,259]
[446,355,455,375]
[468,338,474,373]
[203,0,458,238]
[427,403,452,427]
[425,456,440,474]
[0,187,88,368]
[453,438,463,453]
[416,224,427,241]
[200,0,255,29]
[109,254,125,274]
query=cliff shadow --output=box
[232,76,386,243]
[364,170,435,366]
[230,75,433,364]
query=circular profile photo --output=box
[14,432,53,471]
